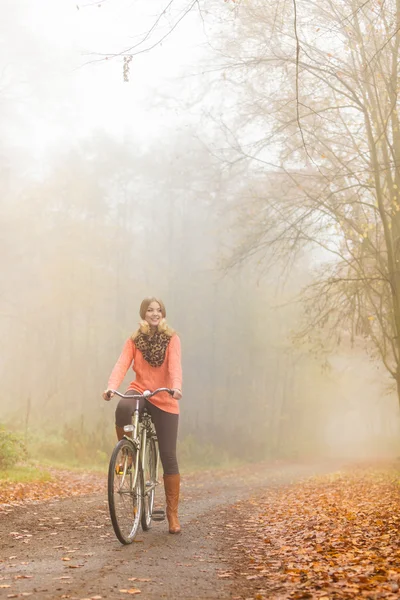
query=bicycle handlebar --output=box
[106,388,174,400]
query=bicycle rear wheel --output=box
[141,436,157,531]
[108,438,143,545]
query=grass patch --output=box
[178,434,245,472]
[0,464,53,484]
[2,425,248,478]
[180,456,245,473]
[26,425,113,471]
[35,456,107,474]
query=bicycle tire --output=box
[108,438,143,545]
[141,436,157,530]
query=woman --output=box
[103,297,182,534]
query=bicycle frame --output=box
[118,394,161,498]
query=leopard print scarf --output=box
[134,331,171,367]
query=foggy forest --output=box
[1,0,399,468]
[3,2,400,599]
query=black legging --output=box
[115,390,179,475]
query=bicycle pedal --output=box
[151,510,166,521]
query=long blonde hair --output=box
[131,297,175,340]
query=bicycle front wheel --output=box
[108,438,143,545]
[141,436,157,531]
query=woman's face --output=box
[144,301,163,329]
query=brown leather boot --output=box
[163,474,181,534]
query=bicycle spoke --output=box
[141,435,157,531]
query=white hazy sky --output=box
[1,0,216,159]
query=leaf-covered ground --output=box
[0,468,105,511]
[220,464,400,599]
[0,461,332,600]
[3,461,400,599]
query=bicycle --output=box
[106,387,174,545]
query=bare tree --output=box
[212,0,400,405]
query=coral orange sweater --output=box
[107,334,182,414]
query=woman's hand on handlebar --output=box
[103,387,179,400]
[103,389,114,401]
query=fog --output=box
[1,0,399,468]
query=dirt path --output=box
[0,461,343,600]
